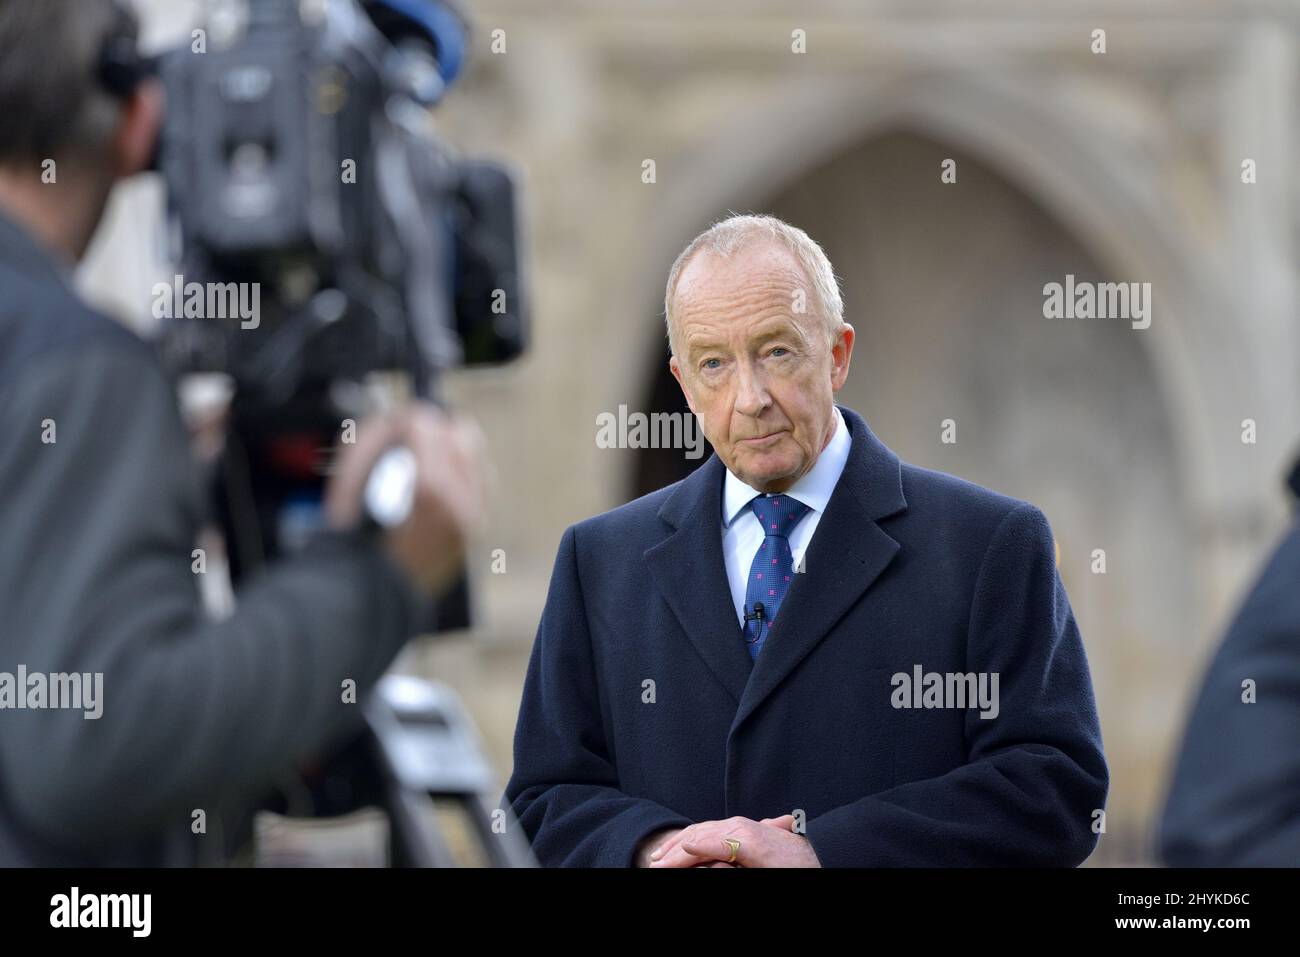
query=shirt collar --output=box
[722,405,851,527]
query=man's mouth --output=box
[740,430,784,446]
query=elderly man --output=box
[504,214,1107,867]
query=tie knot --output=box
[749,494,810,539]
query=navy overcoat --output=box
[503,405,1108,866]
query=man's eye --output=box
[702,358,721,370]
[770,347,788,357]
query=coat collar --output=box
[644,404,907,729]
[0,207,74,288]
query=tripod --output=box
[366,674,536,867]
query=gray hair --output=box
[0,0,131,165]
[663,213,844,356]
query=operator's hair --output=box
[663,213,845,357]
[0,0,134,165]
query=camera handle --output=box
[364,446,418,527]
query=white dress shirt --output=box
[721,405,852,627]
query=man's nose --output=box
[733,359,770,417]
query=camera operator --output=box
[0,0,483,866]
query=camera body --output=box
[158,0,526,386]
[150,0,526,587]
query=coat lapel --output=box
[731,406,908,733]
[644,455,754,704]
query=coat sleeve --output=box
[804,503,1109,866]
[502,525,694,866]
[1157,521,1300,866]
[0,343,423,853]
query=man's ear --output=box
[829,323,855,391]
[111,78,163,179]
[668,354,697,415]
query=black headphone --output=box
[97,0,155,99]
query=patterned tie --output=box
[742,494,811,661]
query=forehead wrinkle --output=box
[672,249,819,355]
[678,314,809,362]
[677,278,804,328]
[677,288,813,353]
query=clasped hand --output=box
[648,814,821,868]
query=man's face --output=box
[668,241,854,493]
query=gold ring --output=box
[723,837,741,863]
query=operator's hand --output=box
[324,403,485,594]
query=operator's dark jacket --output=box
[504,403,1109,866]
[0,211,422,865]
[1158,462,1300,865]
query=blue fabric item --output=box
[741,495,811,660]
[503,404,1108,867]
